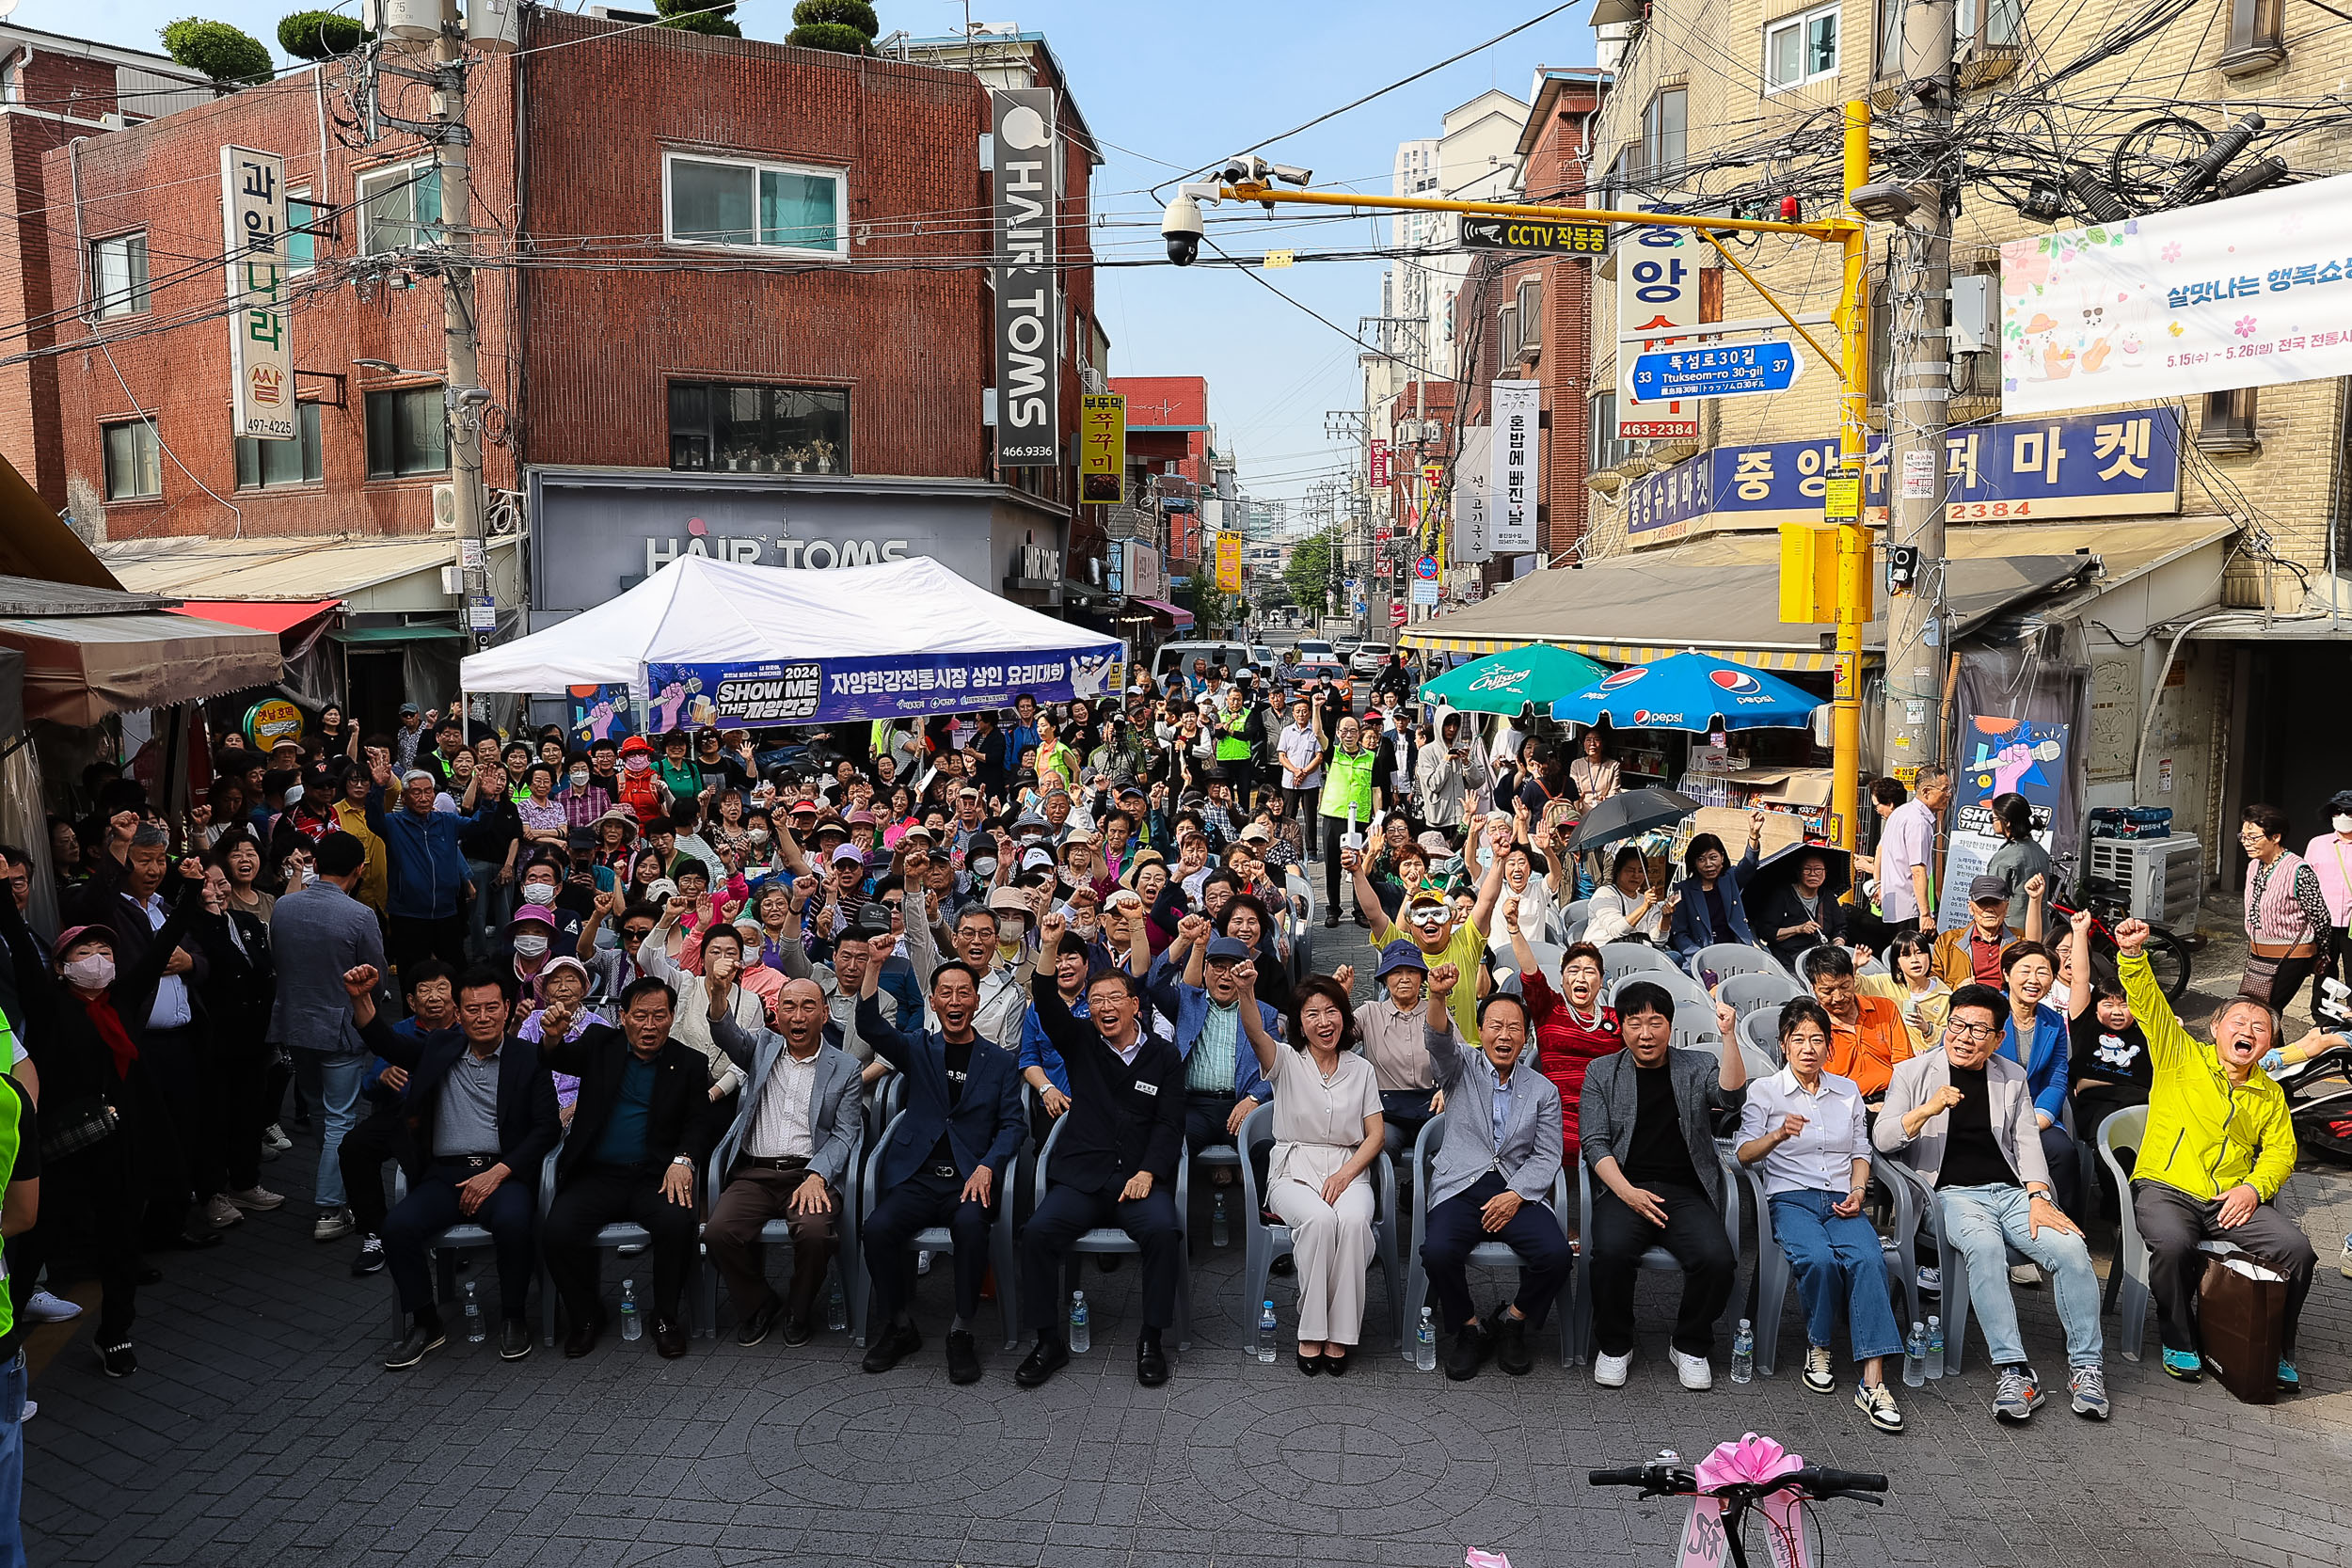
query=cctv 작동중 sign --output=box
[993,88,1060,468]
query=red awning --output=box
[1136,596,1194,628]
[167,599,341,636]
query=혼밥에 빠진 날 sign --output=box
[993,88,1060,467]
[221,147,294,441]
[1999,169,2352,415]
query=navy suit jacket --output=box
[856,991,1024,1190]
[358,1011,562,1184]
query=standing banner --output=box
[221,147,294,441]
[646,645,1120,730]
[2000,171,2352,416]
[991,88,1059,467]
[1079,392,1125,502]
[1491,379,1539,551]
[1933,714,2070,929]
[1453,426,1493,564]
[1618,226,1700,441]
[1214,532,1244,593]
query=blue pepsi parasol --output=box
[1549,651,1822,732]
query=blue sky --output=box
[70,0,1595,523]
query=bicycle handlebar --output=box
[1788,1467,1887,1495]
[1586,1464,1887,1499]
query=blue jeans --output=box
[1937,1183,2104,1369]
[1770,1190,1904,1363]
[294,1053,369,1211]
[0,1352,24,1568]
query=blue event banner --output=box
[645,646,1122,729]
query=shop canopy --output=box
[1419,643,1609,715]
[0,576,283,726]
[460,554,1124,724]
[168,598,342,636]
[1551,651,1822,731]
[1135,597,1194,629]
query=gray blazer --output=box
[1872,1047,2052,1191]
[1579,1048,1745,1212]
[709,1012,863,1191]
[1422,1022,1564,1209]
[266,879,386,1054]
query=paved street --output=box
[22,1108,2352,1568]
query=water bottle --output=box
[1069,1291,1091,1354]
[1904,1322,1928,1386]
[1256,1300,1279,1364]
[826,1274,848,1333]
[1730,1320,1754,1385]
[1213,1191,1231,1248]
[1415,1307,1438,1372]
[1925,1315,1945,1379]
[463,1280,485,1344]
[620,1279,643,1342]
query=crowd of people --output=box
[0,651,2335,1478]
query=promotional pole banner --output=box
[2000,171,2352,415]
[1214,532,1244,593]
[1370,437,1391,486]
[645,646,1121,729]
[1453,425,1493,564]
[1491,379,1539,551]
[221,147,294,441]
[992,88,1059,467]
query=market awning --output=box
[1135,597,1194,628]
[168,598,342,636]
[0,610,283,726]
[327,623,466,644]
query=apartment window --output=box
[1589,392,1632,472]
[666,382,850,473]
[358,162,442,255]
[2221,0,2286,72]
[90,233,150,320]
[103,419,161,499]
[234,402,325,488]
[1958,0,2023,50]
[1639,89,1687,178]
[1515,277,1543,353]
[1765,2,1839,90]
[365,386,448,478]
[2199,387,2259,452]
[664,153,845,256]
[286,192,317,274]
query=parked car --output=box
[1349,641,1393,677]
[1250,644,1277,671]
[1152,640,1253,684]
[1295,639,1337,662]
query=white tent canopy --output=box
[460,553,1116,696]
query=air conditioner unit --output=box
[431,483,457,531]
[2087,832,2203,926]
[1081,367,1107,394]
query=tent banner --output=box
[647,646,1121,727]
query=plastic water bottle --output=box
[1213,1190,1230,1248]
[1925,1315,1945,1379]
[1904,1322,1928,1386]
[1415,1308,1438,1372]
[1069,1291,1091,1354]
[826,1274,848,1333]
[620,1279,643,1341]
[1257,1300,1279,1364]
[1730,1320,1754,1385]
[463,1280,485,1344]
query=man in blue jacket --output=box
[850,934,1025,1384]
[366,759,475,978]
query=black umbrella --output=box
[1738,841,1853,933]
[1560,785,1702,854]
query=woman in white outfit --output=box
[1237,968,1385,1373]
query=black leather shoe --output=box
[862,1320,922,1373]
[1323,911,1340,928]
[651,1315,689,1359]
[563,1311,604,1359]
[778,1311,813,1348]
[384,1322,445,1370]
[946,1330,982,1385]
[1136,1334,1169,1387]
[165,1228,224,1251]
[1015,1335,1070,1388]
[1445,1323,1489,1382]
[1493,1312,1533,1376]
[737,1296,785,1348]
[498,1320,532,1361]
[135,1267,164,1287]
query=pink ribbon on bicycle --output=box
[1693,1433,1803,1495]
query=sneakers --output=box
[1592,1350,1631,1388]
[1444,1323,1490,1382]
[262,1124,293,1153]
[1854,1380,1904,1433]
[915,1250,934,1277]
[2339,1235,2352,1280]
[22,1291,81,1324]
[227,1185,285,1212]
[1993,1365,2044,1423]
[201,1195,244,1230]
[2278,1358,2301,1392]
[96,1341,137,1378]
[1668,1348,1713,1390]
[384,1322,445,1370]
[2161,1348,2202,1381]
[2009,1261,2042,1289]
[313,1207,355,1242]
[2070,1365,2111,1420]
[1492,1311,1534,1377]
[1802,1346,1837,1394]
[1915,1265,1942,1294]
[351,1235,386,1276]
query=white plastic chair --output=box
[1717,972,1804,1026]
[1687,942,1792,989]
[1738,1007,1787,1069]
[1560,899,1592,944]
[692,1125,865,1345]
[1236,1101,1405,1350]
[1574,1138,1743,1364]
[1742,1147,1925,1379]
[1599,942,1677,988]
[2096,1104,2152,1362]
[1402,1114,1576,1366]
[1605,967,1713,1022]
[1036,1115,1193,1349]
[383,1148,560,1340]
[1881,1154,2033,1377]
[851,1108,1024,1350]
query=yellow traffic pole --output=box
[1826,97,1872,855]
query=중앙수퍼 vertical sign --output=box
[221,147,294,440]
[992,88,1059,468]
[1490,379,1539,552]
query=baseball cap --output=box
[854,901,896,936]
[1021,847,1056,872]
[645,877,678,904]
[399,702,421,717]
[1967,875,2010,903]
[52,924,111,961]
[847,808,877,827]
[1205,935,1253,963]
[830,844,866,865]
[1375,939,1427,978]
[566,826,596,851]
[1237,823,1272,845]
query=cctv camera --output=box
[1268,163,1312,188]
[1163,194,1204,267]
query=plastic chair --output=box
[1035,1115,1193,1349]
[1189,1133,1244,1257]
[1574,1140,1742,1364]
[1738,1008,1787,1069]
[1742,1148,1924,1378]
[1881,1155,2032,1377]
[1598,942,1678,986]
[1719,971,1804,1026]
[688,1123,866,1346]
[1561,899,1592,944]
[1235,1101,1404,1351]
[1401,1113,1576,1366]
[2096,1104,2152,1362]
[851,1109,1023,1350]
[1487,934,1567,980]
[383,1148,560,1339]
[1688,942,1793,989]
[1605,967,1712,1022]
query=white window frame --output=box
[1764,1,1841,92]
[660,150,849,260]
[90,232,150,321]
[356,160,440,257]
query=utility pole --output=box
[434,0,490,721]
[1878,0,1957,795]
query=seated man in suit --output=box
[535,977,724,1359]
[1580,981,1748,1391]
[345,963,562,1369]
[850,934,1025,1383]
[699,965,862,1350]
[1418,963,1571,1381]
[1017,911,1186,1389]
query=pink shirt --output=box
[1878,800,1937,923]
[2304,833,2352,927]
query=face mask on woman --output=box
[64,953,115,990]
[512,933,549,959]
[625,755,651,775]
[2336,814,2352,834]
[748,828,771,845]
[997,915,1025,944]
[570,768,590,789]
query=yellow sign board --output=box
[1263,249,1295,269]
[244,698,304,752]
[1080,393,1125,504]
[1214,533,1244,594]
[1822,476,1860,518]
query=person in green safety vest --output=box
[1316,715,1384,929]
[1214,687,1256,809]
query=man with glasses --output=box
[1876,984,2107,1424]
[1349,818,1510,1046]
